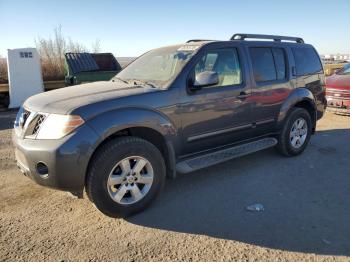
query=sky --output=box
[0,0,349,57]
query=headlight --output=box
[36,114,85,140]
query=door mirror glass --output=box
[194,71,219,88]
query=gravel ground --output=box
[0,110,349,261]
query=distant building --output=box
[322,54,350,63]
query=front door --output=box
[179,47,253,155]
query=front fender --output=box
[86,107,179,178]
[87,107,177,143]
[277,88,317,128]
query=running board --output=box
[176,137,278,174]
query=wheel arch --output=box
[85,108,178,190]
[277,88,317,132]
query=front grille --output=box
[16,109,47,138]
[326,88,350,100]
[32,114,46,135]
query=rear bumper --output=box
[12,124,99,195]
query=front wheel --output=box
[86,137,166,218]
[276,107,312,156]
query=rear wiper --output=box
[127,79,158,88]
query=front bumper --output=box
[326,97,350,116]
[326,87,350,115]
[12,124,100,195]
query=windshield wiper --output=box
[112,77,128,84]
[127,79,158,88]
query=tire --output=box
[276,107,312,157]
[86,136,166,218]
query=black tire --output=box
[86,136,166,218]
[276,107,312,157]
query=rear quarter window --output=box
[292,47,323,76]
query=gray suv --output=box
[13,34,326,217]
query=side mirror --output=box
[193,71,219,89]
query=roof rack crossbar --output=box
[186,39,214,43]
[231,34,304,44]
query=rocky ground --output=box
[0,110,349,261]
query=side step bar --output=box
[176,137,278,174]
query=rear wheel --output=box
[86,137,166,218]
[276,107,312,156]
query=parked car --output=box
[325,63,350,115]
[13,34,326,218]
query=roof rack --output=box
[186,39,214,43]
[231,34,304,44]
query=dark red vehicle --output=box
[326,63,350,115]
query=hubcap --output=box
[107,156,154,205]
[289,117,308,149]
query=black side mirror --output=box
[192,71,219,89]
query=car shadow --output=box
[127,128,350,256]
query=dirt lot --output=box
[0,110,349,261]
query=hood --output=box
[326,74,350,90]
[24,81,157,114]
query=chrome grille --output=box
[15,108,47,138]
[32,114,46,135]
[326,88,350,100]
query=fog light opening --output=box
[36,162,49,178]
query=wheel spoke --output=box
[137,174,153,184]
[108,175,124,186]
[130,185,143,201]
[113,185,128,202]
[291,136,298,146]
[120,159,131,174]
[297,119,305,129]
[132,158,147,174]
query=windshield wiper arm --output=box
[112,77,128,84]
[127,79,158,88]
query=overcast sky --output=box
[1,0,349,57]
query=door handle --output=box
[237,92,249,99]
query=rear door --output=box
[246,44,294,135]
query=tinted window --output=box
[292,47,322,76]
[250,48,276,82]
[271,48,286,80]
[250,47,287,82]
[194,48,242,87]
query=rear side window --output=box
[250,47,287,83]
[271,48,286,80]
[250,48,276,82]
[292,47,322,76]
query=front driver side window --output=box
[194,48,242,87]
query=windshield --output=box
[115,45,196,88]
[338,63,350,75]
